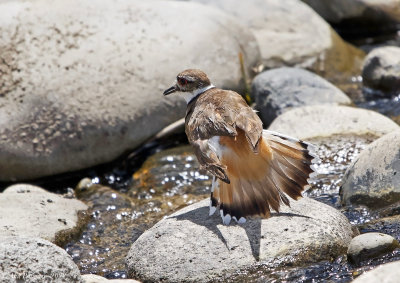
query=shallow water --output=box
[59,132,400,281]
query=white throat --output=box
[182,85,215,104]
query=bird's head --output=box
[163,69,213,103]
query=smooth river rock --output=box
[352,260,400,283]
[182,0,363,76]
[347,233,399,264]
[302,0,400,32]
[0,184,88,245]
[126,197,352,282]
[0,236,83,283]
[362,46,400,93]
[341,131,400,209]
[252,67,352,126]
[0,0,260,181]
[268,105,400,140]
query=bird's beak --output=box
[163,85,178,96]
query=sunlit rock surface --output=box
[352,260,400,283]
[252,67,352,126]
[347,233,399,264]
[341,130,400,209]
[362,46,400,93]
[182,0,364,79]
[126,197,352,282]
[0,0,260,181]
[0,184,88,244]
[268,105,400,140]
[0,236,83,283]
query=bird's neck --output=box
[182,85,215,104]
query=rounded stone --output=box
[0,184,88,244]
[268,105,400,140]
[126,197,352,282]
[252,67,352,126]
[0,236,83,283]
[347,232,399,264]
[181,0,364,77]
[352,260,400,283]
[341,130,400,209]
[362,46,400,93]
[0,0,260,181]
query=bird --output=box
[163,69,317,225]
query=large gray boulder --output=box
[0,236,83,283]
[252,67,352,126]
[0,0,260,181]
[352,260,400,283]
[341,130,400,209]
[362,46,400,93]
[268,105,400,140]
[181,0,363,75]
[0,184,88,244]
[126,197,352,282]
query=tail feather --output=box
[209,129,318,225]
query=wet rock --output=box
[352,260,400,283]
[184,0,363,77]
[0,184,88,244]
[252,67,352,126]
[302,0,400,34]
[126,197,352,282]
[0,236,83,283]
[268,105,400,140]
[341,130,400,209]
[359,215,400,237]
[362,46,400,93]
[347,233,399,264]
[0,0,259,181]
[82,274,141,283]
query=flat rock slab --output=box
[341,130,400,209]
[352,260,400,283]
[126,197,352,282]
[252,67,351,126]
[0,184,88,243]
[0,0,259,181]
[0,236,82,283]
[268,105,400,140]
[347,233,399,264]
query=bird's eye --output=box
[178,77,187,85]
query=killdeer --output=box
[163,69,316,225]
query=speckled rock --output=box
[347,233,399,264]
[0,184,88,244]
[252,67,352,126]
[352,260,400,283]
[126,197,352,282]
[362,46,400,93]
[341,131,400,209]
[183,0,363,76]
[0,236,83,283]
[0,0,260,181]
[302,0,400,33]
[268,105,400,140]
[82,274,141,283]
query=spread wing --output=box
[185,88,263,182]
